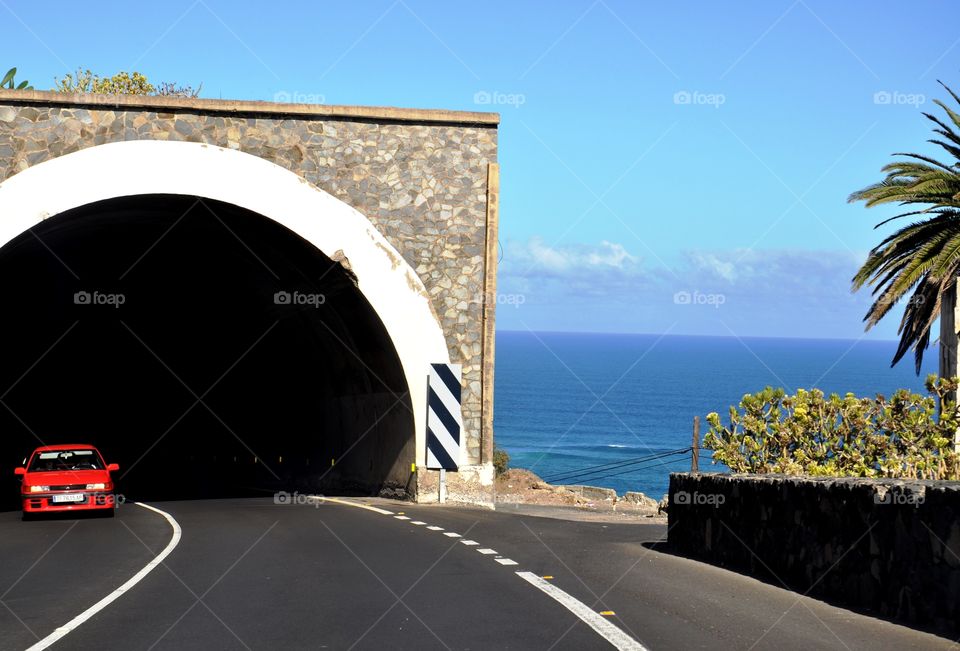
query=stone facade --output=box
[668,472,960,636]
[0,91,498,471]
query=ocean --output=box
[492,331,938,499]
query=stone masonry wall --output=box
[668,472,960,635]
[0,95,498,466]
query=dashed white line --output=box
[314,496,393,515]
[516,571,647,651]
[316,497,646,651]
[26,502,182,651]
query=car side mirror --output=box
[107,463,119,472]
[14,467,25,476]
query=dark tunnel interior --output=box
[0,194,416,510]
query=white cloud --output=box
[505,237,641,275]
[495,238,893,339]
[585,240,637,267]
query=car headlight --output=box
[86,483,106,490]
[29,485,49,493]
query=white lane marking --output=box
[314,499,644,649]
[313,496,393,515]
[26,502,182,651]
[515,572,647,651]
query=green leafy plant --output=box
[851,82,960,372]
[2,67,32,90]
[54,69,154,95]
[703,375,960,480]
[493,447,510,477]
[53,69,200,97]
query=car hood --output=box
[23,469,111,486]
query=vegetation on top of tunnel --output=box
[52,68,201,97]
[2,68,32,90]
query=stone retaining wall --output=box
[668,472,960,635]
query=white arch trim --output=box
[0,140,449,467]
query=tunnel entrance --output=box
[0,194,415,509]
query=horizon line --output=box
[495,328,910,345]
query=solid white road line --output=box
[26,502,182,651]
[313,496,393,515]
[515,572,647,651]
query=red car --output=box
[15,444,119,518]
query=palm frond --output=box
[851,83,960,372]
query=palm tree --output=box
[851,81,960,379]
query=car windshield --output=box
[28,450,104,472]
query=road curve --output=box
[0,497,952,650]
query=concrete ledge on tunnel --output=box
[667,472,960,637]
[416,463,495,507]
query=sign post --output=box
[426,363,462,503]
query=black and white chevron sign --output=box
[426,363,462,470]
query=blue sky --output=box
[4,0,960,341]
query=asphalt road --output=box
[0,497,952,650]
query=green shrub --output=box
[703,375,960,480]
[2,68,32,90]
[53,69,200,97]
[493,447,509,477]
[55,69,154,95]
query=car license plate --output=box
[52,493,84,503]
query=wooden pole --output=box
[940,283,960,453]
[692,416,700,473]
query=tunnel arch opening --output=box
[0,141,450,507]
[0,194,416,505]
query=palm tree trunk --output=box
[939,282,960,453]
